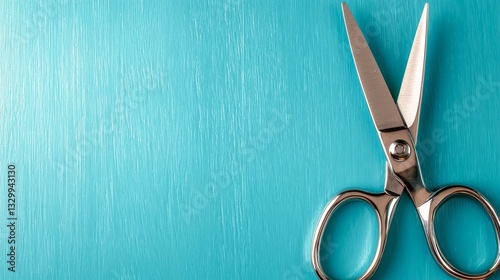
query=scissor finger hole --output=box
[319,199,379,279]
[434,194,498,274]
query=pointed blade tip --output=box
[419,3,429,30]
[341,2,350,15]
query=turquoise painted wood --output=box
[0,0,499,279]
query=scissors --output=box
[311,3,500,279]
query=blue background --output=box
[0,0,499,279]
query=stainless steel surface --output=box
[418,185,500,280]
[311,189,400,280]
[397,3,428,140]
[389,140,411,161]
[341,2,405,132]
[311,3,500,279]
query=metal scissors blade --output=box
[312,3,500,280]
[341,3,405,132]
[342,2,428,140]
[385,4,428,195]
[398,3,428,141]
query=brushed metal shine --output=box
[341,1,405,132]
[398,3,428,140]
[311,3,500,280]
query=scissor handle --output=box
[311,190,400,280]
[418,185,500,279]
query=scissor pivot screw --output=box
[389,140,411,161]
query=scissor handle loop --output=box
[311,190,400,280]
[418,185,500,279]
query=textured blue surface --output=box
[0,0,499,279]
